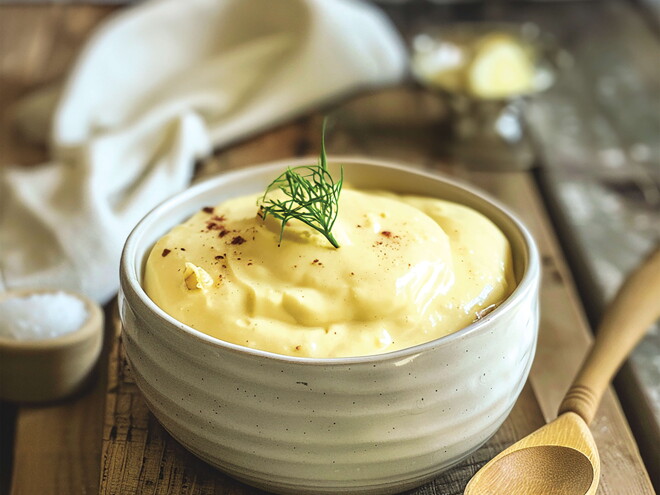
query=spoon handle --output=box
[558,247,660,425]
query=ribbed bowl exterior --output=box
[120,158,540,495]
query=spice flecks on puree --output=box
[144,189,515,358]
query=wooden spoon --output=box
[465,247,660,495]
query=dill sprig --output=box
[259,122,343,248]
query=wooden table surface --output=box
[0,3,656,495]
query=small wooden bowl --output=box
[0,289,104,403]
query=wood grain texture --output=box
[560,248,660,424]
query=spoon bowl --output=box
[465,412,598,495]
[492,446,594,493]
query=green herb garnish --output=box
[259,121,343,248]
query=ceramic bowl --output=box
[119,158,540,495]
[0,288,104,402]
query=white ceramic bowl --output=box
[120,158,540,495]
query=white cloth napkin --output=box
[0,0,407,303]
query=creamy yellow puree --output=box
[144,189,515,358]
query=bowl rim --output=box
[121,156,540,365]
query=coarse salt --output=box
[0,292,89,340]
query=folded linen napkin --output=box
[0,0,407,303]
